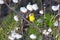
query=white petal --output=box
[0,0,4,4]
[45,32,50,36]
[48,28,52,32]
[32,4,39,11]
[26,4,33,11]
[30,34,37,39]
[11,30,15,33]
[20,7,27,13]
[42,30,47,34]
[52,4,59,11]
[15,27,19,30]
[11,32,16,38]
[54,21,58,26]
[39,10,44,14]
[15,33,22,39]
[14,15,19,22]
[8,36,14,40]
[12,0,18,3]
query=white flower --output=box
[20,7,27,13]
[45,32,50,36]
[11,33,16,37]
[54,21,58,26]
[8,36,14,40]
[42,30,47,34]
[11,32,22,39]
[48,28,52,32]
[52,4,59,11]
[15,33,22,39]
[12,0,18,3]
[39,10,44,14]
[30,34,37,39]
[15,27,19,30]
[14,15,19,22]
[11,32,16,38]
[32,4,39,11]
[9,30,22,40]
[26,4,33,11]
[11,30,15,33]
[0,0,4,4]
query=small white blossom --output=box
[42,30,47,34]
[39,10,44,14]
[15,27,19,30]
[52,4,59,11]
[0,0,4,4]
[26,4,33,11]
[43,4,46,6]
[9,30,22,40]
[11,30,15,33]
[11,31,22,39]
[30,34,37,39]
[32,4,39,11]
[11,31,16,38]
[11,33,16,38]
[15,33,22,39]
[48,28,52,32]
[45,32,50,36]
[20,7,27,13]
[54,21,58,26]
[14,15,19,22]
[12,0,18,3]
[8,36,14,40]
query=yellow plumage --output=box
[29,13,35,22]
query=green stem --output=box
[0,5,1,16]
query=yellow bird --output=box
[29,13,35,22]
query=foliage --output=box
[35,13,55,28]
[45,13,55,28]
[28,26,41,40]
[0,13,19,40]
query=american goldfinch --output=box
[29,13,35,22]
